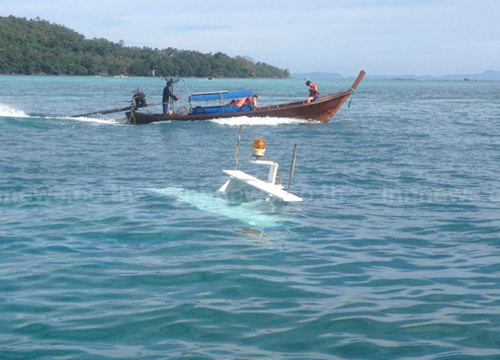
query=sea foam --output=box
[209,116,309,126]
[0,103,29,118]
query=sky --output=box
[3,0,500,77]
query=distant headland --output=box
[292,70,500,81]
[0,15,289,78]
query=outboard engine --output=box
[131,91,147,108]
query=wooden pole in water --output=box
[287,144,297,193]
[129,99,136,124]
[234,125,242,169]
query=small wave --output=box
[210,116,309,126]
[61,116,124,125]
[0,104,29,118]
[0,104,121,125]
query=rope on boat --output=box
[348,87,355,108]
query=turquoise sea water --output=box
[1,75,500,359]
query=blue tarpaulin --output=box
[190,90,253,102]
[192,104,254,114]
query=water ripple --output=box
[2,78,500,359]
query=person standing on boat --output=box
[162,81,179,115]
[306,80,319,103]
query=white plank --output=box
[222,170,303,202]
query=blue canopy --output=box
[190,90,253,102]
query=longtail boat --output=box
[125,70,365,125]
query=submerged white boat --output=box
[219,136,302,202]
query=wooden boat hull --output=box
[126,70,365,125]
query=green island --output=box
[0,15,290,78]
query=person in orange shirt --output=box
[306,81,319,103]
[236,95,258,109]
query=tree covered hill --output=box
[0,15,289,78]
